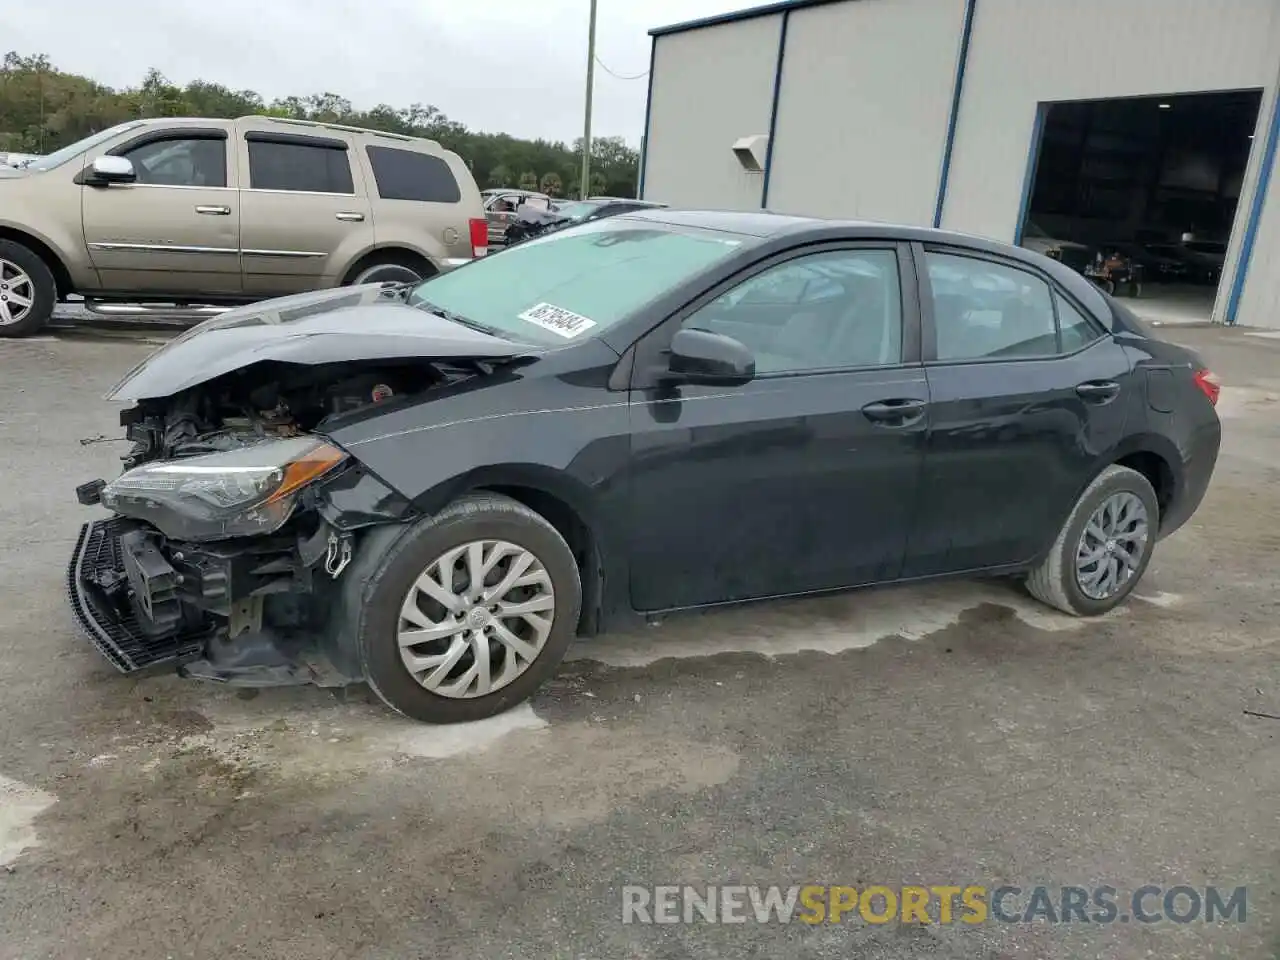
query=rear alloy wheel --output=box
[1025,464,1159,616]
[0,241,57,338]
[358,493,581,723]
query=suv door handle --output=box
[861,398,927,427]
[336,212,365,222]
[1076,380,1121,403]
[195,205,231,216]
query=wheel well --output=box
[480,484,602,635]
[1115,451,1175,516]
[341,248,436,285]
[0,227,73,297]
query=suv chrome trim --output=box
[89,242,238,255]
[241,248,327,259]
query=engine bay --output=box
[119,357,496,469]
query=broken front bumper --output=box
[66,517,210,672]
[66,513,399,688]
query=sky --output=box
[8,0,760,145]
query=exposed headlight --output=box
[101,436,347,541]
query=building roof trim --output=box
[649,0,856,38]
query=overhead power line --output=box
[594,56,649,81]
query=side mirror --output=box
[664,328,755,386]
[86,155,136,186]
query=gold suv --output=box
[0,116,488,337]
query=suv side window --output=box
[123,137,227,187]
[247,138,354,194]
[926,252,1058,360]
[365,146,461,202]
[682,249,903,375]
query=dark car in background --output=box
[503,197,668,246]
[69,211,1221,724]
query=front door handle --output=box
[195,205,231,216]
[1076,380,1121,403]
[861,398,927,427]
[336,212,365,222]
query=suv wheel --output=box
[0,241,56,338]
[351,260,427,286]
[358,493,582,723]
[1025,464,1159,616]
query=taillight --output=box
[1193,369,1221,406]
[468,218,488,259]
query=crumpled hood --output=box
[106,284,537,401]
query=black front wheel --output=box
[357,493,582,724]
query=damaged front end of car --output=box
[67,287,536,688]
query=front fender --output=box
[323,337,631,547]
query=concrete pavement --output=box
[1,326,1278,959]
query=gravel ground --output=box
[0,324,1278,960]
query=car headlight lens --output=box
[100,436,347,541]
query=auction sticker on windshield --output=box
[517,303,597,339]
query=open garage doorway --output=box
[1018,90,1262,324]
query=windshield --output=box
[25,122,144,172]
[407,219,747,346]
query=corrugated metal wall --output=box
[642,14,783,209]
[942,0,1280,322]
[767,0,965,223]
[1232,63,1280,328]
[643,0,1280,326]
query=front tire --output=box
[358,493,581,723]
[0,241,57,338]
[1025,465,1158,616]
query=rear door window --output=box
[247,139,354,194]
[925,252,1058,360]
[366,145,461,203]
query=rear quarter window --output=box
[366,146,462,203]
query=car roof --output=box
[612,208,1110,289]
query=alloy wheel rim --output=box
[1075,492,1149,600]
[0,259,35,326]
[397,539,555,699]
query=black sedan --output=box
[69,211,1222,723]
[502,197,667,246]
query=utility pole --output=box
[580,0,598,200]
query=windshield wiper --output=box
[413,300,510,339]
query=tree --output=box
[539,172,562,197]
[0,52,634,196]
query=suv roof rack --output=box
[236,115,427,144]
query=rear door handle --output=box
[195,205,231,216]
[861,398,927,427]
[1076,380,1121,403]
[336,212,365,222]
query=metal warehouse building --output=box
[637,0,1280,328]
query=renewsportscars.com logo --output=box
[621,885,1248,925]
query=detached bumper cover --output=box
[66,518,209,672]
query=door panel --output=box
[82,134,241,294]
[236,130,373,295]
[625,242,926,612]
[904,247,1135,576]
[628,371,929,610]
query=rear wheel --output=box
[348,253,432,287]
[358,493,581,723]
[0,241,56,338]
[1025,465,1158,616]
